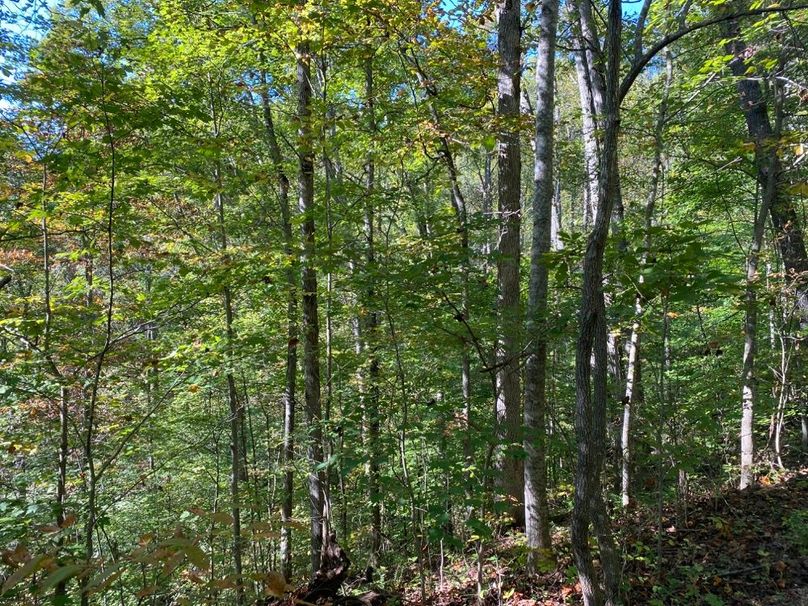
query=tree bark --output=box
[571,0,622,603]
[724,16,808,323]
[572,0,626,410]
[213,159,245,604]
[524,0,558,565]
[259,71,297,581]
[495,0,525,527]
[363,53,382,564]
[80,71,117,606]
[621,47,673,508]
[297,18,325,574]
[572,45,598,230]
[55,385,69,600]
[722,16,794,487]
[739,79,782,490]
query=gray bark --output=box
[572,0,626,405]
[214,160,245,605]
[723,17,794,487]
[297,26,325,573]
[724,17,808,323]
[259,71,297,581]
[621,47,673,508]
[551,179,563,251]
[495,0,525,527]
[524,0,558,564]
[363,53,382,563]
[572,38,598,229]
[571,0,622,603]
[739,85,782,490]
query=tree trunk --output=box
[524,0,557,565]
[80,82,116,606]
[214,159,246,604]
[723,18,788,488]
[740,89,782,490]
[571,0,622,603]
[259,71,297,581]
[724,17,808,323]
[363,53,382,564]
[495,0,525,527]
[621,46,673,508]
[55,385,69,599]
[572,0,626,412]
[551,179,563,251]
[44,165,70,602]
[573,51,597,230]
[297,21,325,574]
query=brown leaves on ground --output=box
[624,468,808,605]
[402,469,808,606]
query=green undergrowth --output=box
[394,470,808,606]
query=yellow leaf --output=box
[263,571,291,597]
[787,182,808,196]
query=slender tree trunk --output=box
[317,54,340,542]
[572,0,626,415]
[43,164,70,601]
[81,75,116,606]
[573,51,598,230]
[258,74,297,580]
[56,386,69,599]
[80,248,98,606]
[621,47,673,508]
[224,289,245,604]
[363,53,382,563]
[403,48,474,502]
[724,16,808,322]
[571,0,622,603]
[297,19,325,573]
[213,158,245,604]
[524,0,557,566]
[723,20,788,487]
[551,179,563,251]
[495,0,524,527]
[739,89,782,490]
[570,0,605,230]
[801,414,808,452]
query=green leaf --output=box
[183,544,209,570]
[39,564,84,591]
[1,555,46,595]
[88,0,105,17]
[87,561,123,590]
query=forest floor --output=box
[396,469,808,606]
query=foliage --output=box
[0,0,806,604]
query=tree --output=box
[523,0,557,564]
[495,0,524,528]
[296,0,325,573]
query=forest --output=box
[0,0,806,604]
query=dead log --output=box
[260,533,389,606]
[299,532,351,603]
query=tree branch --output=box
[620,4,808,103]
